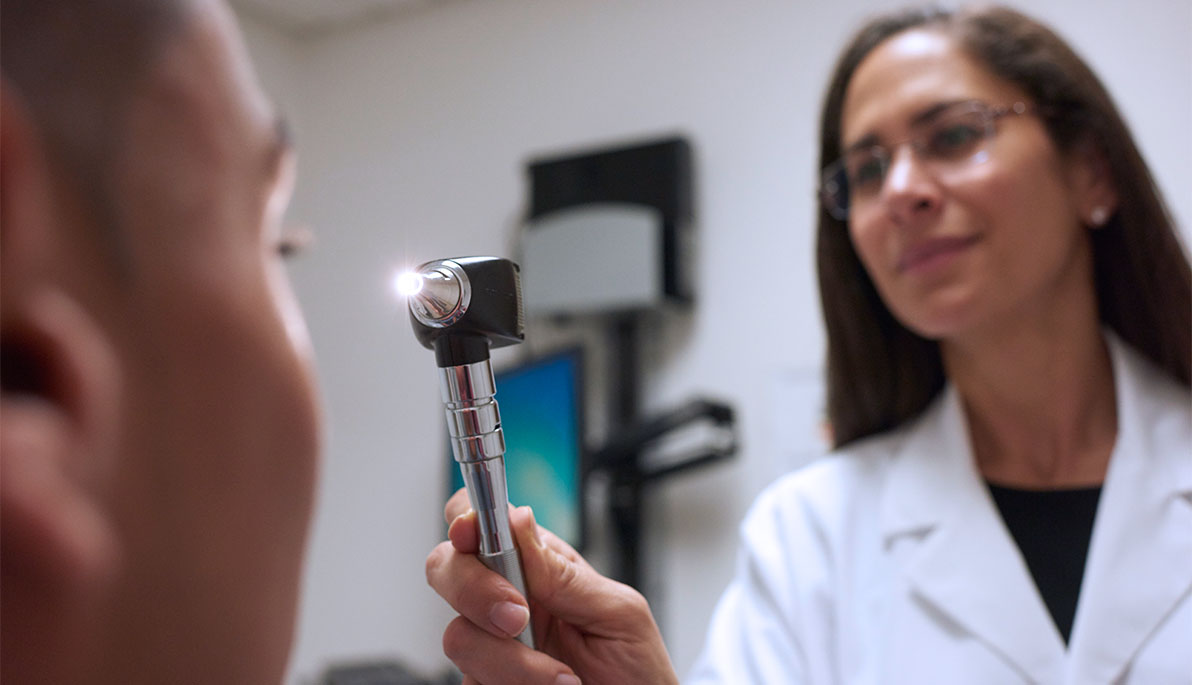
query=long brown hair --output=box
[817,6,1192,449]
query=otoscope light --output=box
[394,271,424,297]
[401,261,471,330]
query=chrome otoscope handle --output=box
[439,359,535,649]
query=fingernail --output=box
[555,675,581,685]
[490,601,529,638]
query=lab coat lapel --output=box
[881,387,1066,684]
[1066,338,1192,684]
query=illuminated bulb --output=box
[394,271,424,298]
[400,263,468,326]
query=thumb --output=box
[510,506,648,639]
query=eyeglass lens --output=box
[821,102,1000,220]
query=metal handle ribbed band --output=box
[439,360,505,463]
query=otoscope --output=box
[397,256,534,649]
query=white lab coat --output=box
[688,336,1191,684]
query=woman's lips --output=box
[897,235,980,274]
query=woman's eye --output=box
[848,154,885,190]
[928,123,984,157]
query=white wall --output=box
[237,1,1192,681]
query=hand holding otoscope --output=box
[398,256,534,648]
[411,257,678,683]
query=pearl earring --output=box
[1090,206,1110,227]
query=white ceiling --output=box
[232,0,445,37]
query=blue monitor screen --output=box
[449,349,585,550]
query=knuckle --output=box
[539,551,580,606]
[619,585,651,616]
[424,541,451,585]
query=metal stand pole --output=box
[607,314,643,588]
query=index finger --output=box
[444,487,471,523]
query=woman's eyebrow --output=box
[909,99,972,126]
[841,99,975,153]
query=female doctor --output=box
[425,6,1192,684]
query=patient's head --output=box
[1,0,322,681]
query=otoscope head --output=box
[399,257,524,367]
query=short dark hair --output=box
[816,5,1192,448]
[1,0,188,264]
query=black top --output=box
[986,482,1103,645]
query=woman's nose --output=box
[880,145,941,220]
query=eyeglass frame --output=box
[818,100,1036,221]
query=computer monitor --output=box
[448,348,586,550]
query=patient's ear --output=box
[1,80,121,607]
[1,295,122,593]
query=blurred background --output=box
[227,0,1192,681]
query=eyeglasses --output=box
[819,100,1033,221]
